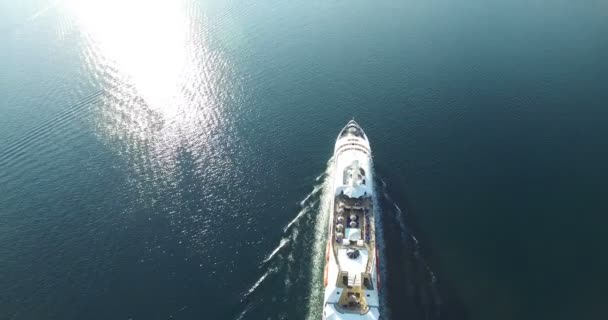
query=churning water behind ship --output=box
[234,154,463,320]
[376,178,468,320]
[232,159,333,320]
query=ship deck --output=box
[332,196,374,264]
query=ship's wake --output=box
[235,160,457,320]
[375,177,446,320]
[233,158,333,320]
[304,157,333,320]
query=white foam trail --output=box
[262,238,289,264]
[234,303,253,320]
[305,158,334,320]
[393,202,402,214]
[283,207,308,233]
[410,234,420,246]
[312,183,324,194]
[299,184,323,207]
[373,173,392,319]
[380,180,440,312]
[315,171,325,182]
[243,267,277,298]
[283,252,295,294]
[379,177,387,188]
[299,194,312,207]
[385,191,411,245]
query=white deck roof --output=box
[345,228,361,241]
[337,248,368,274]
[333,150,372,197]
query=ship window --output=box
[335,143,370,156]
[336,147,369,156]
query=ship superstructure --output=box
[322,120,380,320]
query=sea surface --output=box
[1,0,607,319]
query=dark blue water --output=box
[2,0,607,319]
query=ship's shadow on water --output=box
[376,176,468,320]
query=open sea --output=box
[1,0,608,319]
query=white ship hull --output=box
[322,120,381,320]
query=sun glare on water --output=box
[63,0,237,184]
[65,0,191,116]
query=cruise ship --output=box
[322,120,381,320]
